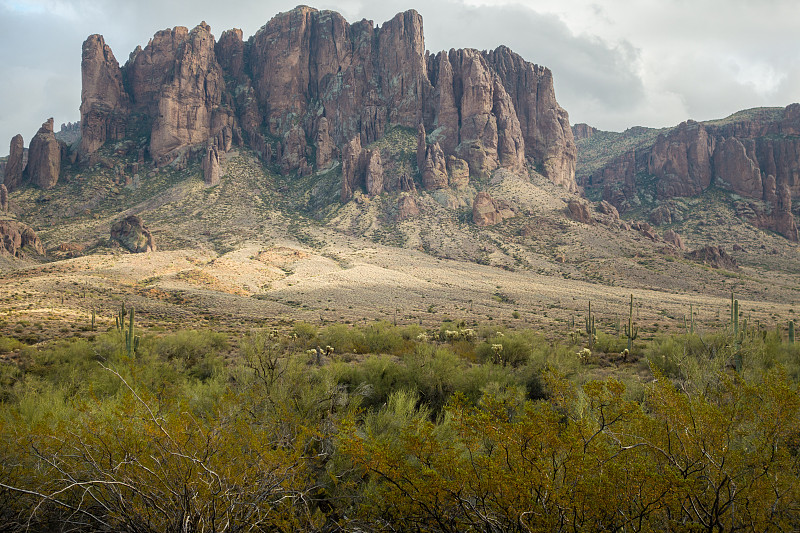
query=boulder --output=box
[649,205,672,226]
[25,119,61,190]
[566,198,591,224]
[111,215,156,253]
[4,134,24,192]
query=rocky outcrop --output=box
[203,144,220,186]
[71,8,576,195]
[473,191,513,226]
[111,215,156,253]
[25,119,61,189]
[572,123,597,141]
[79,34,130,156]
[421,142,448,190]
[0,220,44,257]
[397,194,419,221]
[686,245,738,270]
[662,229,685,250]
[315,118,334,169]
[566,198,591,224]
[364,149,384,196]
[0,184,8,212]
[4,135,24,191]
[588,104,800,239]
[447,156,469,189]
[484,46,575,190]
[341,136,364,202]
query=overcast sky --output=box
[1,0,798,151]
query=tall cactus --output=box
[585,300,596,349]
[624,294,639,352]
[91,308,96,332]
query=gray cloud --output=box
[1,0,798,152]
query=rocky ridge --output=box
[73,7,575,194]
[581,105,800,241]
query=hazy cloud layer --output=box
[1,0,798,151]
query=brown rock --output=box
[79,34,130,157]
[0,220,44,257]
[447,156,470,189]
[315,117,334,169]
[713,136,762,197]
[650,121,713,198]
[0,184,8,212]
[5,134,25,192]
[427,53,459,153]
[26,119,61,189]
[685,245,738,270]
[572,123,597,141]
[399,172,416,192]
[111,215,156,253]
[364,149,384,196]
[416,123,427,173]
[473,191,509,226]
[484,46,575,190]
[280,124,309,174]
[566,198,591,224]
[662,229,685,250]
[203,143,220,186]
[422,142,448,190]
[596,200,619,220]
[397,194,420,221]
[149,23,232,164]
[341,136,364,202]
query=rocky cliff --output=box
[583,105,800,240]
[75,6,576,192]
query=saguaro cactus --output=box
[624,294,639,352]
[585,301,596,349]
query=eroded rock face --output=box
[73,7,576,194]
[686,245,737,270]
[0,220,44,257]
[662,229,685,250]
[364,149,384,196]
[0,184,8,212]
[111,215,156,253]
[79,34,130,156]
[26,119,61,190]
[4,135,24,191]
[203,144,220,186]
[397,194,419,221]
[421,142,448,190]
[473,191,513,226]
[447,156,470,189]
[589,104,800,239]
[566,198,591,224]
[341,136,364,202]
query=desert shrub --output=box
[594,331,627,353]
[475,332,532,367]
[0,336,23,354]
[319,324,368,354]
[291,321,318,343]
[364,321,405,355]
[149,330,227,381]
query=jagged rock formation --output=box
[203,144,220,186]
[587,105,800,240]
[0,220,44,257]
[420,139,448,190]
[25,119,61,189]
[0,185,8,212]
[397,194,420,220]
[75,7,575,191]
[447,156,470,189]
[5,135,25,192]
[364,149,384,196]
[111,215,156,253]
[662,229,685,250]
[472,191,513,226]
[79,35,129,156]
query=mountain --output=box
[576,106,800,241]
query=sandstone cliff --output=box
[25,119,62,190]
[74,7,576,193]
[587,105,800,240]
